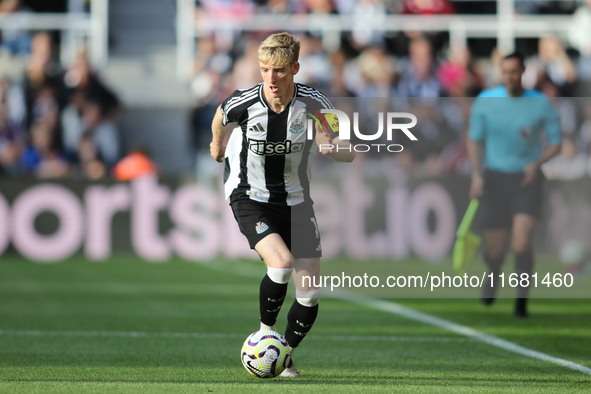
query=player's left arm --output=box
[316,127,355,162]
[308,93,355,162]
[522,100,562,185]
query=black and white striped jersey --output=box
[221,82,333,206]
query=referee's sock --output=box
[515,249,533,298]
[259,268,291,330]
[482,253,504,305]
[514,249,533,318]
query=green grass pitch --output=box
[0,255,590,393]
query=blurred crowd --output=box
[190,0,591,180]
[2,0,591,180]
[195,0,582,18]
[0,0,162,181]
[0,0,149,181]
[0,29,123,179]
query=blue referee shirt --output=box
[468,86,562,174]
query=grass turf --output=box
[0,255,590,393]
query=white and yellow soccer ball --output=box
[240,330,292,378]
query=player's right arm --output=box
[210,105,231,163]
[211,88,252,162]
[521,96,562,186]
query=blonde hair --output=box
[257,32,300,66]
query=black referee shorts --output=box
[480,169,545,230]
[230,198,322,259]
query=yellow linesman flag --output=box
[453,199,482,275]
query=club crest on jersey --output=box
[248,138,304,155]
[288,112,307,134]
[256,221,269,234]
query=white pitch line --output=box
[346,296,591,376]
[0,329,465,343]
[194,260,591,375]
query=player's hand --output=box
[521,162,539,186]
[315,123,334,155]
[210,142,226,162]
[469,175,484,199]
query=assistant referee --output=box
[467,52,562,318]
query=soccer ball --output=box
[240,330,292,378]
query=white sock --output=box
[259,322,277,332]
[287,348,295,368]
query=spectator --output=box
[76,131,106,180]
[191,35,231,101]
[542,136,587,180]
[578,100,591,154]
[406,100,454,175]
[189,35,230,173]
[61,48,121,165]
[524,34,577,96]
[257,0,300,14]
[305,0,338,14]
[0,0,32,56]
[350,0,387,49]
[439,97,473,175]
[231,37,264,89]
[536,74,577,137]
[0,98,24,175]
[196,0,256,20]
[326,49,355,96]
[402,0,455,14]
[81,100,120,168]
[440,128,471,175]
[22,32,65,129]
[395,35,442,97]
[0,77,25,126]
[355,46,395,97]
[392,0,453,54]
[61,89,85,160]
[438,44,484,97]
[20,120,69,178]
[296,34,333,90]
[30,83,59,132]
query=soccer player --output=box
[467,52,562,318]
[210,32,354,376]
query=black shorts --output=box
[480,169,545,230]
[230,198,322,259]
